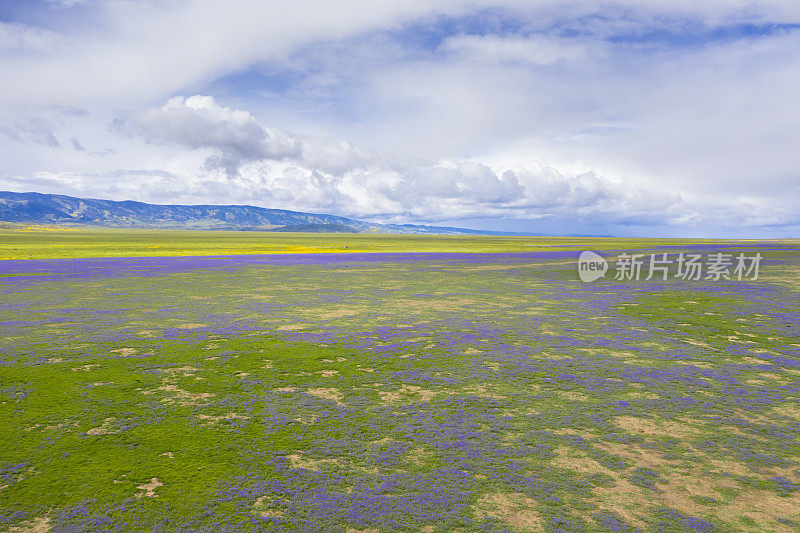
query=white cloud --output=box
[0,0,487,108]
[441,34,589,65]
[45,0,89,7]
[0,93,692,227]
[100,95,690,225]
[5,0,800,107]
[114,95,301,175]
[2,1,800,235]
[0,22,61,54]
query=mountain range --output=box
[0,191,518,235]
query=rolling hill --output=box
[0,191,512,235]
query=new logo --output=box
[578,251,608,282]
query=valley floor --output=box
[1,236,799,531]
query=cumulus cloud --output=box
[113,95,301,175]
[105,95,691,226]
[402,163,524,204]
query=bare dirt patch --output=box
[8,516,51,533]
[86,417,120,436]
[152,384,214,406]
[614,416,701,438]
[306,388,343,405]
[110,348,137,356]
[252,495,285,518]
[139,368,214,406]
[136,477,162,498]
[773,402,800,420]
[395,297,479,313]
[286,453,338,471]
[558,391,589,402]
[71,364,99,371]
[197,412,248,426]
[595,441,674,470]
[742,356,772,365]
[716,487,800,530]
[675,360,714,369]
[407,446,429,465]
[464,385,506,400]
[378,385,438,403]
[474,492,543,532]
[316,308,361,319]
[553,446,617,476]
[586,439,800,530]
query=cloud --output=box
[6,0,800,108]
[2,1,800,235]
[405,163,524,204]
[70,137,84,151]
[440,34,589,65]
[0,0,492,108]
[0,22,61,54]
[45,0,89,7]
[113,95,301,175]
[105,95,692,226]
[0,116,61,148]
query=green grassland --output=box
[1,232,799,531]
[0,224,773,259]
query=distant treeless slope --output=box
[0,191,512,235]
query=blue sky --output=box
[1,0,799,237]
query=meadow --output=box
[0,225,725,260]
[1,229,799,532]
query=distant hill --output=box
[0,191,517,235]
[270,223,358,233]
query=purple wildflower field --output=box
[1,243,800,532]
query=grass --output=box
[0,232,799,531]
[0,224,764,259]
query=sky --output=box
[1,0,799,237]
